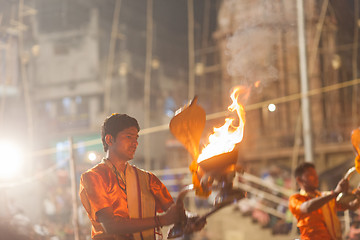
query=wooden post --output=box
[69,137,80,240]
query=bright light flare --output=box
[88,152,97,162]
[0,141,23,179]
[197,86,249,163]
[268,103,276,112]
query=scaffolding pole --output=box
[104,0,122,114]
[352,0,359,128]
[69,137,80,240]
[187,0,195,100]
[296,0,314,163]
[18,0,34,145]
[144,0,153,170]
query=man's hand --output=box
[345,187,360,210]
[161,203,186,226]
[353,188,360,199]
[334,178,349,195]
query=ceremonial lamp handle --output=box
[167,184,195,239]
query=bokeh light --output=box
[268,103,276,112]
[88,152,97,162]
[0,141,23,179]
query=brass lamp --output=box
[336,128,360,206]
[167,97,246,239]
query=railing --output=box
[152,167,192,198]
[152,167,293,219]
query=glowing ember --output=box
[197,86,249,163]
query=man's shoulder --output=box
[82,162,109,178]
[288,193,306,211]
[289,192,303,200]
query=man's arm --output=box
[300,178,348,213]
[300,191,339,213]
[97,203,183,235]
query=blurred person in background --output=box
[79,113,205,240]
[289,162,360,240]
[0,221,31,240]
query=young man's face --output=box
[109,126,139,161]
[298,167,319,191]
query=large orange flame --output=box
[197,86,249,163]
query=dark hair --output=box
[101,113,140,152]
[294,162,315,178]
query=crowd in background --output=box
[234,165,293,236]
[1,163,92,240]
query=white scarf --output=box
[126,165,156,240]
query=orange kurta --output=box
[79,160,173,240]
[289,191,342,240]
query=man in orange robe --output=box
[289,162,360,240]
[79,114,204,240]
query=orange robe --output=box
[79,160,173,240]
[289,190,342,240]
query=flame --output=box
[352,128,360,173]
[197,86,249,163]
[254,80,261,88]
[352,128,360,156]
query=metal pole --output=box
[104,0,122,114]
[199,0,210,88]
[69,137,80,240]
[296,0,314,163]
[18,0,34,146]
[187,0,195,100]
[187,0,196,211]
[144,0,153,170]
[0,34,10,128]
[352,0,359,128]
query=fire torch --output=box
[167,87,248,238]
